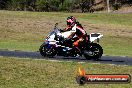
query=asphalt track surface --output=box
[0,49,132,66]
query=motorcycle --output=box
[39,23,103,60]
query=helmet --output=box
[66,16,76,27]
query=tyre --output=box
[39,44,56,57]
[83,43,103,60]
[39,44,46,56]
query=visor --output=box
[67,21,71,26]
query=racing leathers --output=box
[65,22,86,48]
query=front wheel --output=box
[39,43,46,56]
[83,43,103,60]
[39,43,56,57]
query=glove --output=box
[59,29,65,32]
[64,38,71,42]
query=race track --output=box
[0,49,132,66]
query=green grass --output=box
[0,40,41,51]
[101,36,132,56]
[0,57,132,88]
[0,11,132,88]
[0,10,132,57]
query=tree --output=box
[50,0,60,11]
[80,0,95,13]
[0,0,10,9]
[60,0,64,6]
[36,0,49,12]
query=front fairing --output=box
[44,28,60,44]
[45,31,55,40]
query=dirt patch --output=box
[112,6,132,13]
[0,11,132,42]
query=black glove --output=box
[59,29,65,32]
[64,38,70,42]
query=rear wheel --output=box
[83,43,103,60]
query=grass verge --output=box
[0,10,132,57]
[0,57,132,88]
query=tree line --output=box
[0,0,132,12]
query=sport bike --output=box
[39,23,103,60]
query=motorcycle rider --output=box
[62,16,87,53]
